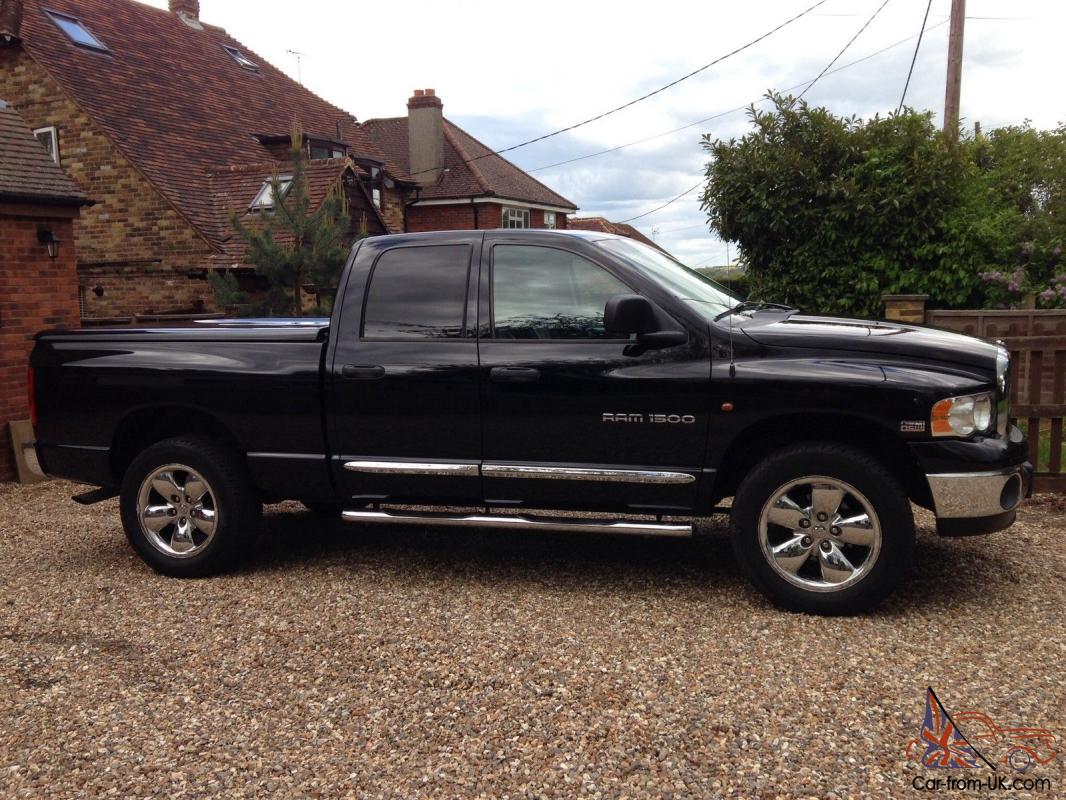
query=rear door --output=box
[328,233,482,505]
[477,235,712,513]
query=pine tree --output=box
[229,120,353,316]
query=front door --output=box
[328,234,482,505]
[478,238,711,512]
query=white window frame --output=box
[223,45,260,72]
[543,211,556,230]
[43,10,109,52]
[33,126,60,164]
[249,176,293,211]
[502,207,530,229]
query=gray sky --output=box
[144,0,1063,266]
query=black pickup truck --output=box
[28,230,1031,614]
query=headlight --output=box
[931,392,995,437]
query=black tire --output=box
[120,436,261,577]
[730,442,914,615]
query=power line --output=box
[618,180,704,224]
[897,0,934,113]
[528,20,948,174]
[402,0,829,178]
[796,0,893,102]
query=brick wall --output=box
[0,214,80,482]
[378,186,406,233]
[0,49,218,318]
[407,203,570,232]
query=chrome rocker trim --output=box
[343,460,696,485]
[341,509,692,537]
[482,464,696,484]
[926,467,1026,519]
[344,460,479,477]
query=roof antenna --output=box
[287,49,304,84]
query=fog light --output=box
[1000,474,1022,511]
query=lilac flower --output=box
[1039,288,1056,302]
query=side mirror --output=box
[604,293,687,351]
[604,294,657,336]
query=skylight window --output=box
[44,10,109,52]
[250,177,293,211]
[223,45,259,72]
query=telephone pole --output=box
[943,0,966,139]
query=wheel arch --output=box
[110,405,244,484]
[711,412,932,508]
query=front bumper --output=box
[926,464,1032,536]
[910,424,1031,536]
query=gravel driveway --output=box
[1,480,1063,799]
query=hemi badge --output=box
[900,420,926,433]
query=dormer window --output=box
[44,10,109,52]
[249,176,293,211]
[223,45,259,72]
[309,141,346,160]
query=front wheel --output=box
[120,436,261,577]
[730,443,914,615]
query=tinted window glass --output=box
[493,245,630,339]
[363,245,470,338]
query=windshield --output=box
[595,237,742,320]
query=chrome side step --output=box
[340,509,692,538]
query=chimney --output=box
[0,0,23,47]
[168,0,199,19]
[407,88,443,187]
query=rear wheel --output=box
[731,443,914,614]
[120,437,261,577]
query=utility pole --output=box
[943,0,966,139]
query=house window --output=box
[223,45,260,72]
[502,207,530,229]
[249,176,293,211]
[44,10,109,52]
[370,166,382,209]
[543,211,556,230]
[34,126,60,164]
[309,142,346,160]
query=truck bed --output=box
[31,318,332,498]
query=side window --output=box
[363,245,470,339]
[492,245,631,340]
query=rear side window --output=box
[362,245,470,339]
[492,245,631,339]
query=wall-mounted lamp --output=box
[36,226,60,260]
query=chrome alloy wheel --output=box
[136,464,219,558]
[757,476,882,592]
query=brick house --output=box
[568,217,673,255]
[363,90,577,232]
[0,0,577,321]
[0,100,88,481]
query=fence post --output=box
[882,294,929,324]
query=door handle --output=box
[490,367,540,383]
[342,364,386,381]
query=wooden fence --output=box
[1003,335,1066,493]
